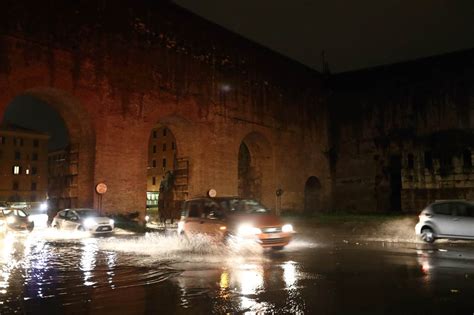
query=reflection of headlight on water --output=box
[282,224,293,233]
[83,218,96,229]
[237,224,261,236]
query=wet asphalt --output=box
[1,219,474,315]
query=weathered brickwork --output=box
[0,1,331,217]
[329,50,474,212]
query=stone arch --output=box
[1,87,96,208]
[143,114,195,222]
[238,132,273,206]
[304,176,322,214]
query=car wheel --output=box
[421,227,435,243]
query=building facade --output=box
[0,124,49,207]
[48,147,79,210]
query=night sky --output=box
[173,0,474,73]
[3,95,69,151]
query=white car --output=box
[52,208,114,234]
[415,200,474,243]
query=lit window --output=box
[26,168,30,175]
[13,165,20,175]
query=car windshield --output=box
[75,210,100,218]
[226,199,268,214]
[3,209,27,217]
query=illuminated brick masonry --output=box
[0,1,471,217]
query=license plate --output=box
[261,233,283,239]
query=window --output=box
[152,177,156,185]
[432,203,451,215]
[407,153,414,169]
[12,165,20,175]
[424,151,433,170]
[162,143,167,151]
[25,168,30,175]
[31,182,37,191]
[14,151,20,160]
[188,202,202,218]
[31,167,37,175]
[162,158,167,168]
[172,142,175,150]
[463,150,472,168]
[19,138,23,146]
[12,182,18,190]
[153,130,157,138]
[0,136,5,144]
[33,139,39,147]
[163,128,167,136]
[152,160,156,168]
[451,203,468,217]
[32,153,38,161]
[153,145,156,153]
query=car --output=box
[52,208,115,234]
[177,196,294,249]
[0,208,35,233]
[415,200,474,243]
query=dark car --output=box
[1,209,34,233]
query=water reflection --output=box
[80,238,98,287]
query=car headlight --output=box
[145,215,150,222]
[282,224,293,233]
[109,219,114,225]
[6,217,15,224]
[83,218,96,229]
[237,224,262,236]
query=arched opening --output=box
[146,125,181,224]
[238,132,273,206]
[0,88,95,216]
[304,176,322,214]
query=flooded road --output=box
[1,226,474,314]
